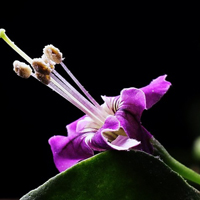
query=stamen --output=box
[0,29,107,126]
[43,44,109,120]
[32,58,51,75]
[43,45,63,64]
[35,72,51,85]
[41,54,55,70]
[13,60,32,79]
[60,61,109,118]
[43,44,104,114]
[50,76,104,125]
[60,62,98,107]
[51,71,106,123]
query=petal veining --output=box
[101,95,121,115]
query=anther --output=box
[41,54,55,70]
[32,58,51,75]
[35,72,51,85]
[43,44,63,64]
[13,60,32,79]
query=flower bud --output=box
[35,72,51,85]
[43,44,63,64]
[13,60,32,79]
[32,58,51,75]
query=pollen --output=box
[32,58,51,75]
[41,54,55,70]
[13,60,32,79]
[35,72,51,85]
[43,44,63,64]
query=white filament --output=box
[60,62,109,118]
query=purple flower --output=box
[49,75,171,172]
[0,33,171,172]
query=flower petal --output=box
[49,134,94,172]
[66,117,82,137]
[119,87,146,120]
[101,88,152,152]
[76,116,100,133]
[110,135,140,150]
[101,95,120,115]
[115,108,153,153]
[88,115,140,151]
[88,115,121,151]
[140,75,171,109]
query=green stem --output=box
[0,29,32,64]
[150,137,200,185]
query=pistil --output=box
[0,29,32,64]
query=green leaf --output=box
[20,151,200,200]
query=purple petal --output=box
[110,135,140,149]
[140,75,171,109]
[49,134,94,172]
[115,108,153,153]
[88,115,121,151]
[76,116,99,133]
[119,88,146,120]
[88,115,140,151]
[101,88,153,152]
[113,87,147,140]
[66,116,85,136]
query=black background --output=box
[1,2,200,198]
